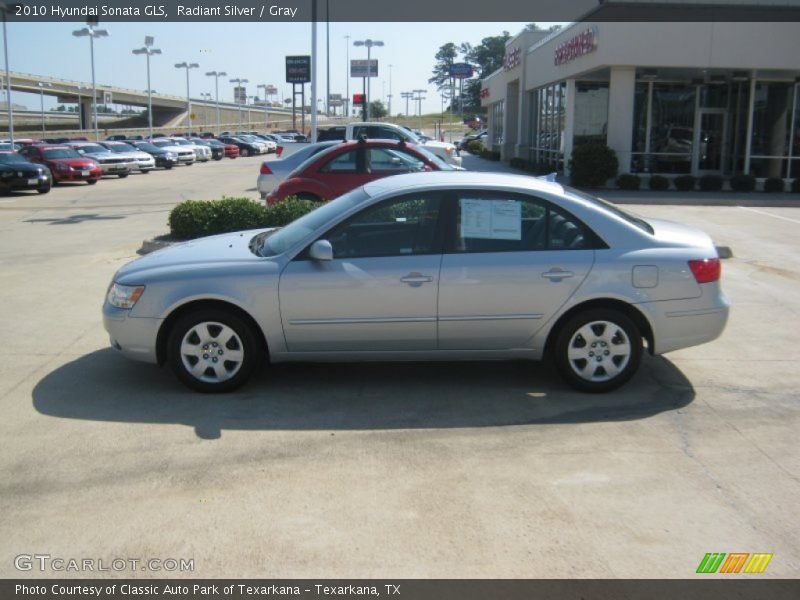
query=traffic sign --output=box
[350,60,378,78]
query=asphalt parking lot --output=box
[0,153,798,578]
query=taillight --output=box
[260,163,272,175]
[276,145,284,157]
[688,258,721,283]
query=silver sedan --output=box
[103,172,729,393]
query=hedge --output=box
[169,196,323,240]
[674,175,696,191]
[466,140,485,155]
[763,177,784,193]
[793,178,800,193]
[729,174,756,192]
[616,174,641,190]
[569,143,618,188]
[648,175,669,191]
[698,174,724,192]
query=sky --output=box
[2,21,563,115]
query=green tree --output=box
[369,100,388,119]
[460,32,511,114]
[429,42,458,91]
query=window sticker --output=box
[460,199,522,240]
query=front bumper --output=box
[136,159,156,171]
[1,174,51,190]
[98,162,134,175]
[103,302,162,364]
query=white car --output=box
[150,139,196,165]
[169,137,212,162]
[99,141,156,173]
[236,135,269,155]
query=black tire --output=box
[167,308,261,393]
[119,173,129,178]
[141,170,151,174]
[241,148,250,157]
[86,179,97,185]
[37,186,51,194]
[553,308,642,393]
[164,164,173,170]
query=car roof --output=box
[362,171,565,197]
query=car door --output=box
[313,146,372,198]
[279,192,445,352]
[437,191,596,350]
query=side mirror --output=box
[308,239,333,261]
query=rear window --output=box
[565,187,654,234]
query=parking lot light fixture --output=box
[353,39,383,121]
[174,61,199,127]
[1,2,14,144]
[132,39,161,140]
[205,70,227,132]
[229,77,248,130]
[257,84,269,129]
[72,24,109,141]
[37,82,52,134]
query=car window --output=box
[0,153,25,164]
[42,148,81,159]
[326,194,443,259]
[318,149,359,173]
[368,147,424,172]
[451,193,592,253]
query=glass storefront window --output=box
[530,82,566,169]
[573,83,608,147]
[491,101,504,147]
[750,82,794,178]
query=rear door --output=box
[437,191,596,350]
[313,146,371,198]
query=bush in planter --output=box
[648,175,670,191]
[763,177,784,193]
[792,178,800,193]
[466,140,484,155]
[616,174,641,190]
[729,174,756,192]
[264,196,324,226]
[673,175,696,191]
[698,174,724,191]
[569,143,618,188]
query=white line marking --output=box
[738,205,800,224]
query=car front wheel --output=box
[241,148,250,157]
[554,308,642,393]
[167,309,260,393]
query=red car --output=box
[18,144,102,185]
[265,139,447,205]
[223,143,240,159]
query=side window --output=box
[325,195,442,259]
[318,150,358,173]
[369,126,403,141]
[368,148,424,172]
[452,193,592,253]
[352,125,367,139]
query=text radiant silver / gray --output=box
[103,172,729,393]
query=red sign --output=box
[503,48,521,71]
[554,27,598,66]
[480,88,490,99]
[353,93,366,105]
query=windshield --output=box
[565,187,654,234]
[42,148,81,159]
[107,142,136,152]
[259,188,370,257]
[206,140,223,147]
[413,145,454,170]
[78,144,109,153]
[135,143,160,153]
[0,153,26,164]
[151,140,173,147]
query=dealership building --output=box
[480,4,800,180]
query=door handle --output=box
[400,273,433,287]
[542,268,574,281]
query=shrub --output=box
[729,174,756,192]
[792,178,800,193]
[466,140,484,155]
[698,174,724,191]
[569,143,618,188]
[763,177,784,193]
[169,196,322,240]
[616,174,641,190]
[648,175,670,191]
[673,175,696,191]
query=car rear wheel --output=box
[554,308,642,393]
[167,309,260,393]
[87,179,97,185]
[37,186,50,194]
[241,148,250,157]
[119,173,129,178]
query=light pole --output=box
[413,89,426,132]
[1,2,14,144]
[72,24,109,141]
[132,37,161,140]
[344,35,350,117]
[401,91,412,117]
[205,71,227,132]
[229,77,248,131]
[37,82,51,134]
[200,92,212,129]
[353,39,383,121]
[257,84,269,130]
[388,64,393,116]
[174,61,199,129]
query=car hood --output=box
[117,151,153,160]
[645,218,716,252]
[422,140,456,150]
[115,229,273,283]
[51,158,97,168]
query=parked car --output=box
[188,138,225,161]
[66,142,136,178]
[102,171,729,393]
[99,141,156,173]
[221,142,240,159]
[149,139,196,165]
[458,130,488,150]
[257,140,342,198]
[235,134,270,155]
[199,132,217,139]
[243,134,278,153]
[18,144,101,185]
[265,138,451,205]
[0,151,52,194]
[218,135,261,157]
[106,134,130,141]
[127,141,179,170]
[168,137,212,162]
[317,122,462,167]
[0,142,21,151]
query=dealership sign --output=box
[502,48,521,71]
[286,55,311,84]
[351,59,378,78]
[449,63,474,79]
[554,26,599,66]
[480,87,490,99]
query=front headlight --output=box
[166,152,176,159]
[107,283,145,309]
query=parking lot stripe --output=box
[737,206,800,224]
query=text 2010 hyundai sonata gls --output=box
[103,172,729,393]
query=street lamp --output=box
[37,82,52,134]
[343,35,350,117]
[72,24,109,141]
[388,64,393,116]
[174,61,199,128]
[199,92,212,128]
[205,70,227,131]
[132,37,161,140]
[229,77,248,131]
[401,91,413,116]
[413,89,426,131]
[353,39,383,121]
[257,83,269,130]
[1,2,14,144]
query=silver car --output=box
[99,141,156,173]
[257,140,342,198]
[68,142,136,177]
[103,172,729,393]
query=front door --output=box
[693,109,727,174]
[279,193,444,352]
